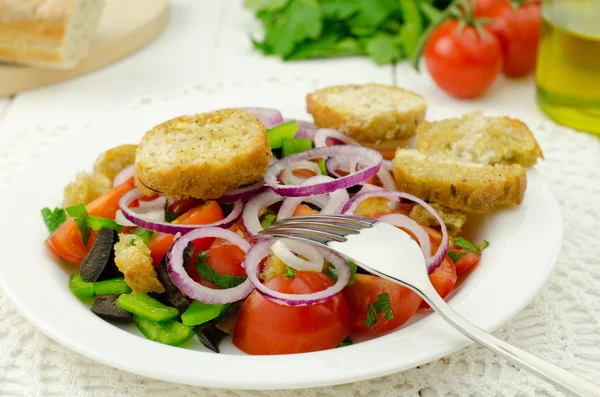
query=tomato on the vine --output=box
[425,20,503,98]
[474,0,541,76]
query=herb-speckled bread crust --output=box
[135,109,272,200]
[306,83,427,145]
[393,149,526,214]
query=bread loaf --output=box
[0,0,105,68]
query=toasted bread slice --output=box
[135,109,272,200]
[306,83,427,145]
[393,149,526,213]
[410,203,467,236]
[416,111,543,167]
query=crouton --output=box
[63,171,112,207]
[135,109,272,200]
[416,111,543,167]
[393,149,526,213]
[94,144,138,181]
[114,234,164,294]
[306,83,427,145]
[410,203,467,236]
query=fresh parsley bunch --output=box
[245,0,451,65]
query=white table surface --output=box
[1,1,598,397]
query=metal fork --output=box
[258,214,600,397]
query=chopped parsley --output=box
[364,293,394,329]
[336,336,353,348]
[164,206,177,223]
[129,239,136,246]
[194,252,247,288]
[65,204,122,245]
[326,260,357,285]
[448,251,467,264]
[452,237,490,254]
[285,266,296,278]
[41,207,66,233]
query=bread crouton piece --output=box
[306,83,427,145]
[114,234,164,294]
[416,111,543,167]
[393,149,526,213]
[63,171,112,207]
[135,109,272,200]
[410,203,467,236]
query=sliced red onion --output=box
[241,190,283,236]
[376,168,396,190]
[281,161,322,185]
[217,180,266,204]
[113,164,135,187]
[239,107,283,128]
[264,146,382,197]
[271,239,323,272]
[119,188,243,234]
[284,118,318,140]
[343,190,448,274]
[277,195,328,220]
[167,228,254,304]
[277,176,349,220]
[314,128,359,148]
[244,239,350,307]
[137,195,167,210]
[115,209,135,227]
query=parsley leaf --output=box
[336,336,353,347]
[347,0,399,30]
[195,252,247,289]
[320,0,359,20]
[365,33,403,65]
[41,207,66,233]
[86,216,122,232]
[397,0,423,58]
[65,204,122,245]
[453,237,490,254]
[285,266,296,278]
[448,251,467,264]
[364,303,379,329]
[365,293,394,329]
[325,260,357,285]
[132,228,153,244]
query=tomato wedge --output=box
[147,200,224,266]
[47,178,135,264]
[420,257,457,309]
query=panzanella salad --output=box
[41,85,542,355]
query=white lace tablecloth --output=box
[0,83,599,397]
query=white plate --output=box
[0,89,562,390]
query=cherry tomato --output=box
[147,200,224,266]
[47,178,135,264]
[420,257,457,308]
[448,248,482,275]
[343,274,422,334]
[475,0,541,76]
[233,271,352,354]
[425,19,503,98]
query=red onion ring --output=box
[343,190,449,274]
[281,161,322,185]
[277,195,328,220]
[276,175,349,220]
[119,188,243,234]
[217,180,266,204]
[271,239,324,272]
[284,118,318,140]
[239,107,283,128]
[137,195,167,210]
[314,128,359,147]
[242,190,283,236]
[244,239,350,306]
[166,228,254,304]
[264,146,382,197]
[113,164,135,187]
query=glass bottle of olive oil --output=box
[536,0,600,135]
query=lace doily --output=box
[0,81,599,397]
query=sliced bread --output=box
[135,109,272,200]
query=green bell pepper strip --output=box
[267,121,299,149]
[94,277,132,296]
[281,138,313,157]
[133,316,194,346]
[181,301,229,327]
[115,293,179,322]
[69,273,95,298]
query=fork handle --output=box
[423,290,600,397]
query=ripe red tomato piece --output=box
[420,257,458,309]
[343,274,422,334]
[233,271,352,354]
[449,248,482,275]
[475,0,541,76]
[425,19,503,98]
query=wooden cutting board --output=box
[0,0,170,97]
